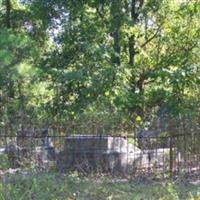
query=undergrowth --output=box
[0,172,200,200]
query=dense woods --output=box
[0,1,200,199]
[0,0,199,134]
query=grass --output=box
[0,171,200,200]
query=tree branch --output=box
[140,26,161,48]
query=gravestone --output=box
[33,130,55,168]
[57,135,141,173]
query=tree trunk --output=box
[18,81,25,131]
[129,0,136,66]
[129,0,137,94]
[110,0,122,66]
[5,0,11,28]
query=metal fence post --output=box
[169,135,173,178]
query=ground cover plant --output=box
[0,172,200,200]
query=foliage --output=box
[0,0,199,133]
[0,154,10,170]
[0,1,200,197]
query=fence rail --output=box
[0,132,200,178]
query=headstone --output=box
[57,135,141,173]
[41,129,55,160]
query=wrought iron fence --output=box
[0,131,200,178]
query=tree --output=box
[0,0,199,133]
